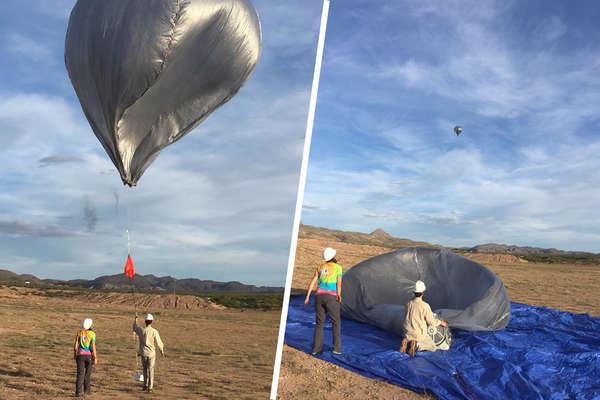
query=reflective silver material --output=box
[341,247,510,334]
[65,0,261,186]
[427,323,452,350]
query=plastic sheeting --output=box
[342,247,510,333]
[65,0,261,186]
[285,295,600,400]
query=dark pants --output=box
[75,355,93,395]
[312,294,341,353]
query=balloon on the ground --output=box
[454,126,463,136]
[341,247,510,333]
[65,0,262,186]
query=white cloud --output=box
[301,0,600,252]
[4,33,54,62]
[0,82,310,283]
[304,133,600,252]
[0,0,322,285]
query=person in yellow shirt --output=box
[305,247,343,355]
[400,280,448,357]
[133,313,165,392]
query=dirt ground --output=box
[0,287,278,399]
[277,235,600,400]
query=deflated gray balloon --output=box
[65,0,261,186]
[341,247,510,334]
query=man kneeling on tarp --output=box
[399,280,448,357]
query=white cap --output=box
[414,280,426,293]
[323,247,336,261]
[145,313,154,321]
[82,318,93,330]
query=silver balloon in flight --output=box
[454,126,463,136]
[65,0,262,186]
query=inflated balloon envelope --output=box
[341,247,511,334]
[65,0,261,186]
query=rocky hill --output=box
[299,224,434,249]
[0,270,42,285]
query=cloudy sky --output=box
[302,0,600,252]
[0,0,322,285]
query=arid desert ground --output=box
[0,288,279,399]
[277,226,600,400]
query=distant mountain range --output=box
[3,228,598,291]
[0,269,281,293]
[461,243,594,256]
[300,224,600,260]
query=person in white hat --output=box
[399,280,448,357]
[304,247,343,355]
[73,318,97,397]
[133,313,165,392]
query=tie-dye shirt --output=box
[76,329,96,356]
[316,261,343,296]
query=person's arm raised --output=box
[132,316,142,336]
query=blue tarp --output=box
[285,295,600,400]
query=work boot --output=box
[407,340,417,358]
[399,337,408,353]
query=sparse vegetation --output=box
[0,368,33,378]
[37,289,82,298]
[205,292,284,310]
[0,286,279,399]
[517,253,600,265]
[30,287,284,310]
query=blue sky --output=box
[0,0,322,285]
[302,0,600,252]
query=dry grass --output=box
[0,287,278,399]
[481,261,600,314]
[277,235,600,400]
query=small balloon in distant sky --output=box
[454,126,463,136]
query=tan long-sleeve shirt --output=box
[133,321,164,358]
[403,296,440,348]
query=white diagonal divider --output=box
[269,1,331,398]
